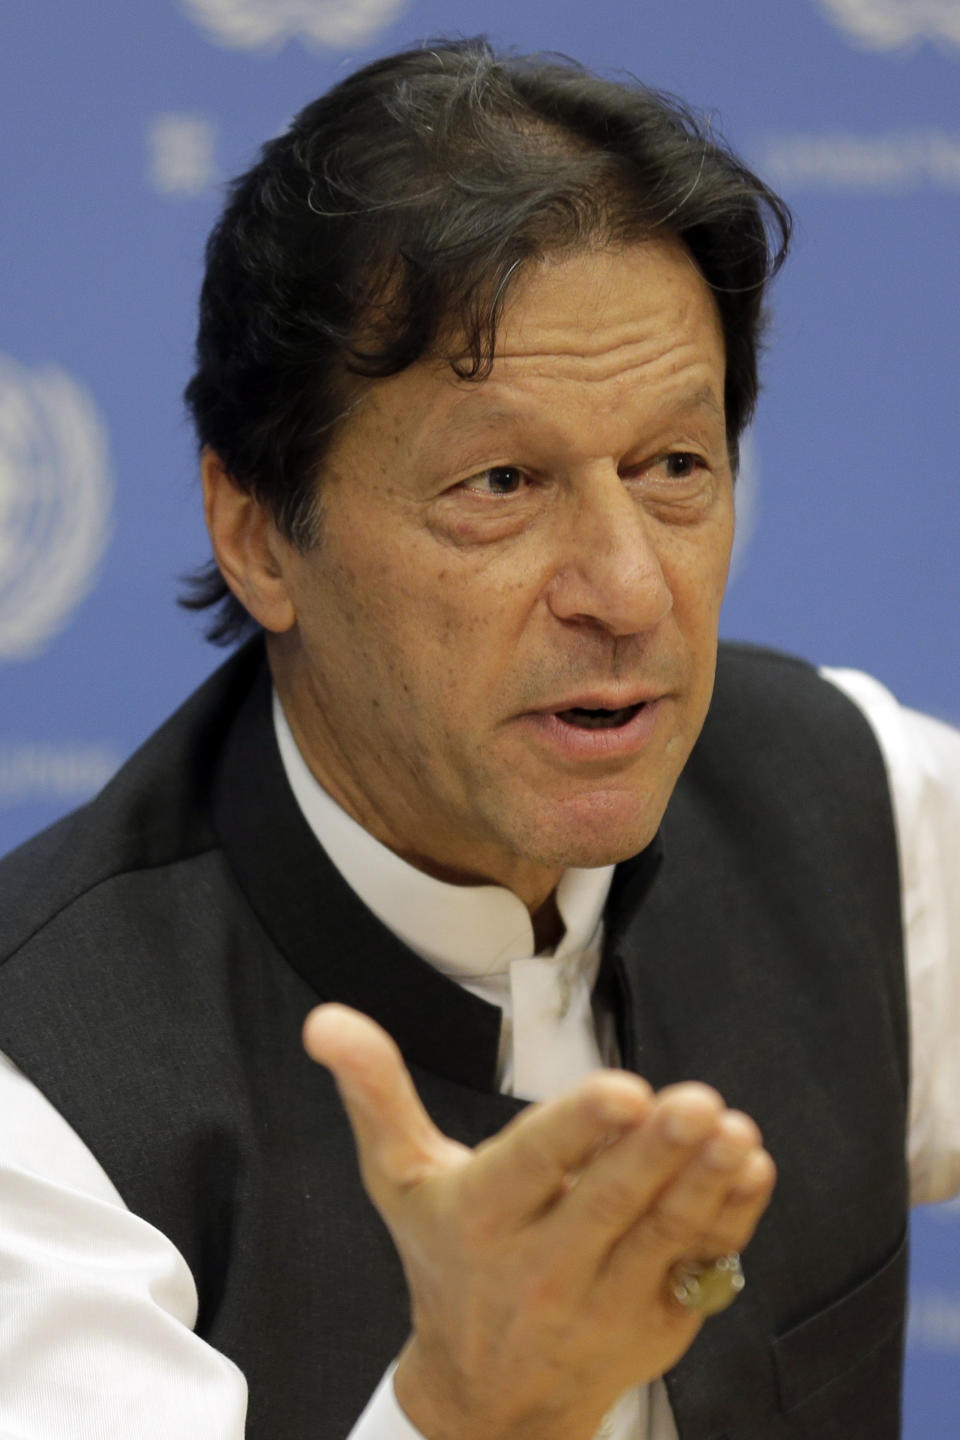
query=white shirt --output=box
[0,667,958,1439]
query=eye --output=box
[660,452,703,479]
[463,466,526,496]
[622,451,708,487]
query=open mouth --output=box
[555,703,644,730]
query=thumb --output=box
[302,1003,467,1199]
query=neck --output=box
[532,891,565,952]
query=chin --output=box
[508,795,664,872]
[548,832,656,870]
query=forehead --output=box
[466,240,725,434]
[337,240,727,463]
[491,239,723,373]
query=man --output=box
[0,37,957,1440]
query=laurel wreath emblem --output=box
[0,357,113,661]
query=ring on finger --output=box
[669,1252,745,1316]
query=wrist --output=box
[392,1337,603,1440]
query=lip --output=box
[532,686,664,713]
[518,696,664,760]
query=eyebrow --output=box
[669,384,725,422]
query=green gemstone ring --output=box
[669,1252,745,1316]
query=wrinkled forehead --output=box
[330,241,728,473]
[429,236,720,367]
[494,240,720,363]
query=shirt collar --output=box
[272,692,614,978]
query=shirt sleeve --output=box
[0,1049,249,1439]
[820,668,960,1205]
[0,1046,425,1439]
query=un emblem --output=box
[0,357,113,661]
[817,0,960,47]
[181,0,408,48]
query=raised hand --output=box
[303,1003,775,1440]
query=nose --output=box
[546,469,673,637]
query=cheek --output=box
[323,554,490,716]
[399,548,534,660]
[679,498,734,599]
[666,541,731,637]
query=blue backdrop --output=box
[2,1,958,1430]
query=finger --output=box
[609,1129,775,1309]
[460,1069,654,1230]
[619,1111,765,1260]
[698,1146,777,1256]
[547,1083,727,1261]
[302,1004,467,1197]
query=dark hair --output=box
[182,36,792,643]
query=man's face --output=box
[270,240,734,906]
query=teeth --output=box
[557,705,639,730]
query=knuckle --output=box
[583,1174,639,1230]
[642,1201,701,1252]
[581,1069,651,1117]
[376,1132,447,1192]
[731,1149,778,1202]
[511,1128,569,1194]
[492,1106,566,1176]
[721,1111,762,1148]
[661,1081,725,1110]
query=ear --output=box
[201,449,296,634]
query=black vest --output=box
[0,641,909,1439]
